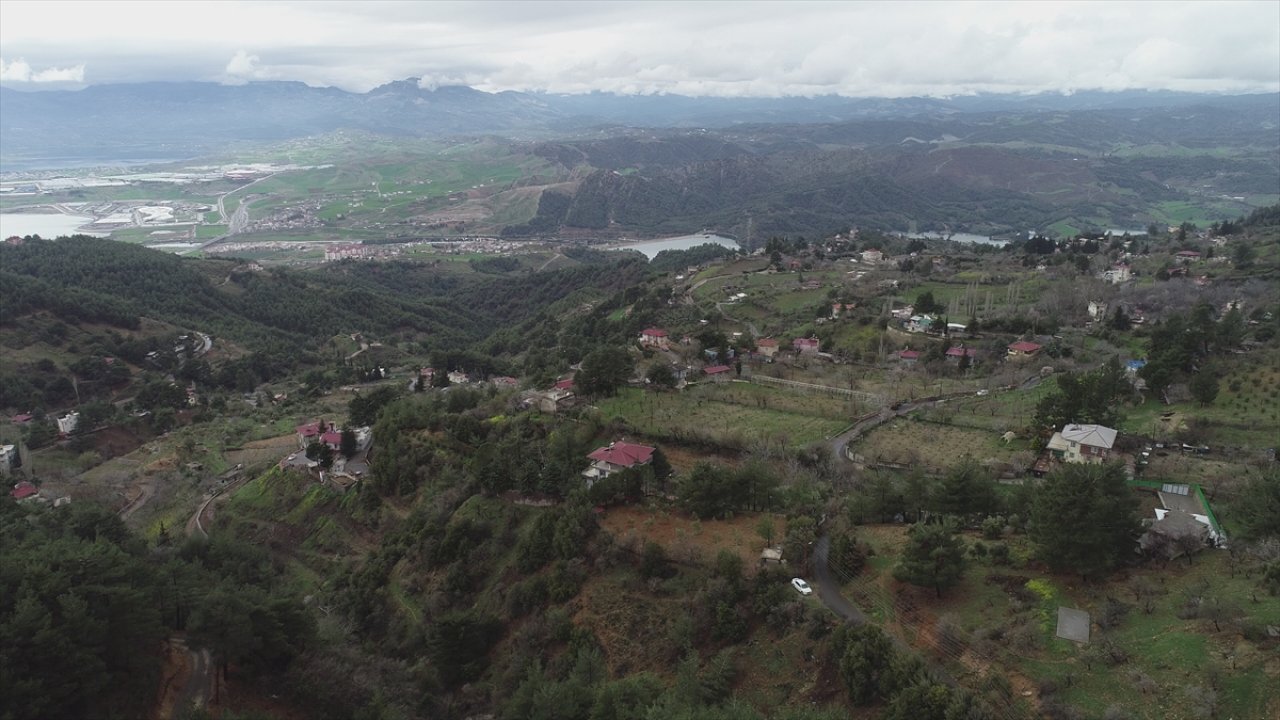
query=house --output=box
[759,546,785,566]
[1154,483,1224,545]
[0,444,15,475]
[447,370,470,385]
[10,413,32,425]
[491,376,520,389]
[1140,509,1209,560]
[639,328,670,350]
[703,365,732,381]
[1102,263,1132,284]
[553,377,575,391]
[831,303,857,318]
[1088,300,1108,321]
[296,421,324,449]
[793,337,821,354]
[861,248,884,264]
[1007,341,1042,358]
[10,481,38,501]
[898,349,921,366]
[907,315,935,333]
[1175,250,1202,262]
[755,338,779,359]
[946,322,967,334]
[56,412,79,435]
[1046,423,1117,464]
[1125,359,1147,377]
[321,428,343,452]
[945,346,979,365]
[890,305,915,321]
[582,441,656,486]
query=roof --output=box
[1176,250,1201,257]
[492,376,519,385]
[945,346,978,358]
[296,422,322,437]
[10,482,38,500]
[793,337,820,348]
[899,349,921,359]
[321,431,343,445]
[756,338,779,347]
[641,328,668,337]
[1060,424,1117,450]
[1126,359,1147,370]
[1009,341,1042,353]
[704,365,732,375]
[553,378,575,390]
[11,413,32,423]
[587,442,655,469]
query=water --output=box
[612,233,740,260]
[905,231,1007,247]
[0,212,105,239]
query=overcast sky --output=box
[1,1,1277,96]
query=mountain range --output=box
[3,79,1278,165]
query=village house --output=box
[56,412,79,435]
[0,444,15,475]
[1175,250,1202,263]
[906,315,935,333]
[945,346,979,365]
[860,248,884,264]
[1007,340,1042,358]
[10,481,39,501]
[1046,423,1117,464]
[831,303,856,318]
[755,337,779,359]
[582,441,656,487]
[793,337,821,354]
[890,305,915,321]
[447,370,470,385]
[639,328,670,350]
[491,376,520,389]
[1088,300,1108,321]
[898,349,921,366]
[703,365,732,381]
[1101,263,1132,284]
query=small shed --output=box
[759,546,785,566]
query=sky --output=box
[1,1,1277,97]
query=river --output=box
[610,232,740,260]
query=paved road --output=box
[811,536,866,624]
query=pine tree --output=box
[1029,463,1140,580]
[894,521,966,598]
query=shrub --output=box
[981,515,1005,539]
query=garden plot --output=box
[852,418,1016,472]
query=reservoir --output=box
[0,212,105,239]
[905,231,1007,247]
[611,232,740,260]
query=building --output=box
[1088,300,1108,321]
[1175,250,1202,263]
[703,365,732,381]
[0,445,15,475]
[898,349,921,366]
[1046,424,1117,464]
[639,328,670,350]
[755,337,779,359]
[793,337,821,354]
[582,441,656,486]
[296,421,325,449]
[1102,263,1132,284]
[945,346,979,365]
[491,376,520,389]
[10,481,38,501]
[56,412,79,435]
[1007,341,1042,358]
[861,248,884,264]
[906,315,934,333]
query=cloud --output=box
[0,1,1276,96]
[0,57,84,83]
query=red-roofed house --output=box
[793,337,821,354]
[10,413,32,425]
[703,365,732,381]
[553,378,575,391]
[583,441,656,486]
[755,337,779,359]
[945,346,979,365]
[1007,341,1042,358]
[321,430,343,451]
[639,328,670,350]
[10,481,38,501]
[298,421,339,449]
[491,376,519,389]
[1176,250,1202,262]
[898,349,921,366]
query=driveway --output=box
[811,535,866,624]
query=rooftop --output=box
[588,442,655,469]
[1060,423,1117,449]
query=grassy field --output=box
[595,384,850,449]
[851,418,1024,471]
[844,524,1280,720]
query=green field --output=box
[852,417,1025,472]
[595,384,849,448]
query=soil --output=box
[599,505,787,570]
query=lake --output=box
[905,231,1007,247]
[0,212,105,239]
[611,233,740,260]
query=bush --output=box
[981,516,1005,539]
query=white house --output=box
[1088,300,1108,321]
[0,444,15,476]
[1046,423,1117,464]
[56,412,79,435]
[581,441,656,487]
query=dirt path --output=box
[154,636,211,720]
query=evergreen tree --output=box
[1029,463,1140,580]
[894,521,966,598]
[934,458,998,522]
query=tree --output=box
[646,363,676,388]
[677,462,737,519]
[1188,371,1219,407]
[934,458,998,522]
[576,346,633,397]
[339,427,358,459]
[783,515,817,568]
[1230,470,1280,541]
[756,516,776,546]
[305,441,334,469]
[1029,463,1140,580]
[894,521,966,598]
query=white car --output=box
[791,578,813,596]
